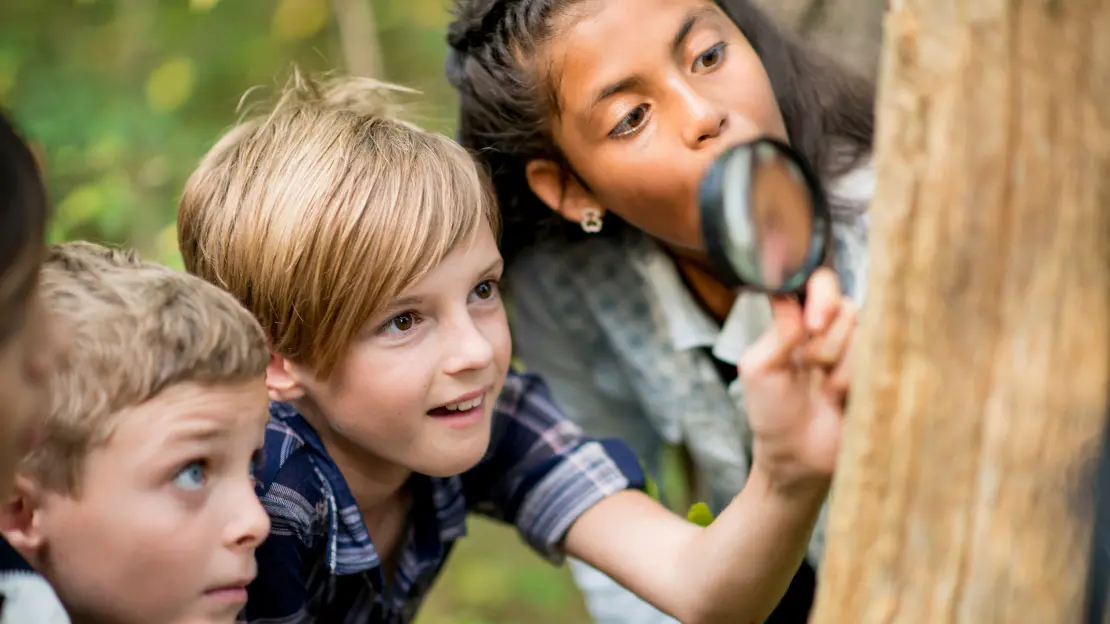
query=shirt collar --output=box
[630,245,769,366]
[268,403,468,576]
[628,160,875,366]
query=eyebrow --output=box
[587,8,710,113]
[379,257,503,311]
[479,257,505,278]
[164,422,229,446]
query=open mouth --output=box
[427,394,484,418]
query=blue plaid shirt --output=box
[239,371,645,623]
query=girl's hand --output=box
[738,267,857,494]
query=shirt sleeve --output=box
[239,429,320,623]
[463,372,647,564]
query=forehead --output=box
[548,0,726,113]
[109,381,269,450]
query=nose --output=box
[678,83,729,149]
[226,476,271,550]
[442,311,495,375]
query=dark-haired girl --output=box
[446,1,875,621]
[0,111,67,623]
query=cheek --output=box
[594,154,707,249]
[328,346,432,431]
[718,53,787,140]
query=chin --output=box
[416,437,492,478]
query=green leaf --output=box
[644,475,661,502]
[686,502,715,528]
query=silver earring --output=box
[580,207,603,233]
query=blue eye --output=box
[172,461,207,491]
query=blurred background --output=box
[1,0,882,621]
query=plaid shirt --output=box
[239,371,645,624]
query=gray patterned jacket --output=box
[506,162,875,564]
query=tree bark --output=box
[332,0,384,78]
[811,1,1110,622]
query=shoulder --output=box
[255,404,330,538]
[0,540,68,624]
[493,371,564,424]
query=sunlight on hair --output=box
[179,68,499,378]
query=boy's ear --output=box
[266,352,306,403]
[525,159,604,225]
[0,474,47,561]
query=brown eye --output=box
[392,314,414,331]
[609,104,651,138]
[473,281,494,300]
[694,42,727,71]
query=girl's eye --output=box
[693,42,728,71]
[172,461,207,491]
[609,104,650,138]
[470,279,499,302]
[382,311,420,335]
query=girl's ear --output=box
[525,159,603,224]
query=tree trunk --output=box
[332,0,384,78]
[754,0,885,80]
[810,1,1110,623]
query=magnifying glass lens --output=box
[699,138,829,295]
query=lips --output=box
[427,388,487,417]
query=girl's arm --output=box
[564,268,855,624]
[564,475,823,624]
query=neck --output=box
[667,247,737,324]
[295,400,412,516]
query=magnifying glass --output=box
[698,137,830,295]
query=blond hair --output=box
[20,241,270,493]
[178,72,498,378]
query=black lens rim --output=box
[698,136,830,295]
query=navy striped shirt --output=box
[239,371,645,623]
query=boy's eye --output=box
[471,280,498,301]
[172,461,207,491]
[609,104,650,138]
[693,42,728,71]
[381,311,420,335]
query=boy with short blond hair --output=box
[1,240,273,624]
[180,73,858,624]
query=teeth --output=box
[444,396,483,412]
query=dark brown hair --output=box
[0,111,50,343]
[445,0,875,264]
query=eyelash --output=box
[172,460,208,491]
[608,41,729,139]
[172,449,265,492]
[378,279,501,336]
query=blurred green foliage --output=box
[0,0,460,269]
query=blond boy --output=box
[179,75,857,624]
[0,241,272,624]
